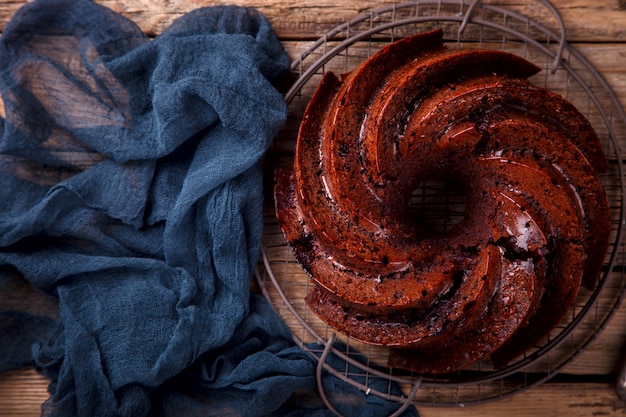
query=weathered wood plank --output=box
[0,368,47,416]
[1,368,625,417]
[420,381,626,417]
[88,0,626,41]
[0,0,625,41]
[0,0,624,416]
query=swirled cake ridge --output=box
[274,29,610,374]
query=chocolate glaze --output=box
[274,29,611,373]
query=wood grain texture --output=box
[420,382,626,417]
[0,0,625,40]
[0,0,625,416]
[0,369,48,416]
[2,368,625,417]
[89,0,626,40]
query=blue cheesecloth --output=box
[0,1,420,416]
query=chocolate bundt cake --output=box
[274,29,611,374]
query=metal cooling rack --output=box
[255,0,626,411]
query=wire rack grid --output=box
[255,0,626,409]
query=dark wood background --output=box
[1,0,625,415]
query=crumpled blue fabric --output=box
[0,1,419,416]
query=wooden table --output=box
[1,0,626,415]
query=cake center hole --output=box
[408,176,468,235]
